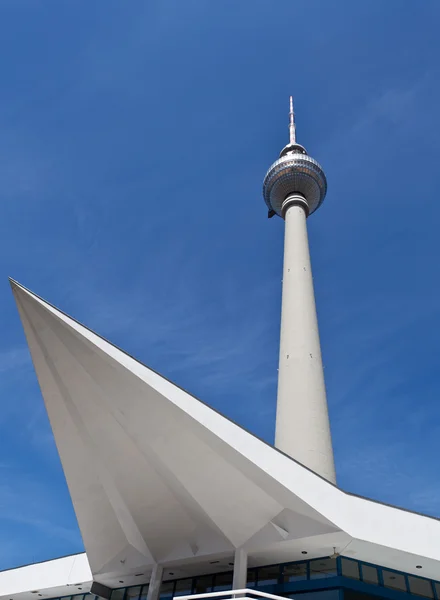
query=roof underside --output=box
[8,280,440,593]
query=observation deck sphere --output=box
[263,144,327,218]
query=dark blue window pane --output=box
[287,590,340,600]
[247,569,257,588]
[174,579,193,596]
[258,565,280,586]
[213,572,233,591]
[140,586,149,600]
[126,587,141,600]
[341,559,360,580]
[408,576,434,598]
[159,581,174,600]
[361,565,378,585]
[345,590,381,600]
[282,563,307,582]
[383,570,407,592]
[194,576,214,594]
[111,590,125,600]
[309,559,337,579]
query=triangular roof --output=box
[11,280,440,587]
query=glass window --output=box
[408,576,434,598]
[344,591,382,600]
[213,572,233,591]
[290,591,340,600]
[159,582,174,600]
[247,569,257,588]
[111,590,125,600]
[140,586,149,600]
[257,565,280,586]
[434,583,440,599]
[282,562,308,582]
[341,559,360,580]
[310,558,337,579]
[194,576,214,594]
[361,565,378,585]
[174,579,193,596]
[383,570,407,592]
[126,587,141,600]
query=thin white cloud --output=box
[0,347,30,373]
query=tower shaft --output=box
[275,198,336,483]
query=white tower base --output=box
[275,196,336,484]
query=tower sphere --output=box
[263,98,327,218]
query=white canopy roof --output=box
[10,280,440,592]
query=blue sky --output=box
[1,0,440,570]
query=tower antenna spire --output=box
[289,95,296,144]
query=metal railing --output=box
[175,589,288,600]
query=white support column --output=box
[147,564,164,600]
[232,547,248,590]
[275,199,336,483]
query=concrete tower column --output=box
[263,97,335,482]
[275,195,336,483]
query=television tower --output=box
[263,97,336,483]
